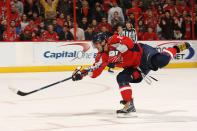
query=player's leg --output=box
[116,67,142,116]
[151,42,191,68]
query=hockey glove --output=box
[72,66,83,81]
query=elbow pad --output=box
[116,44,128,53]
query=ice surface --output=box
[0,68,197,131]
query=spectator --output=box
[32,12,41,26]
[108,2,125,25]
[78,0,91,23]
[10,20,21,35]
[157,4,164,20]
[0,0,7,23]
[66,14,73,29]
[138,1,146,12]
[57,13,66,27]
[11,0,24,16]
[3,20,20,41]
[126,13,135,27]
[182,10,189,21]
[175,0,190,16]
[10,4,21,27]
[143,26,160,40]
[111,11,124,27]
[39,28,48,41]
[24,0,40,18]
[100,25,112,37]
[19,29,32,41]
[70,23,85,40]
[102,0,117,13]
[20,14,29,31]
[98,16,112,33]
[163,0,176,13]
[40,0,59,20]
[113,24,123,35]
[149,1,157,16]
[174,17,185,36]
[137,20,146,40]
[127,1,143,20]
[57,0,73,17]
[92,4,106,23]
[45,24,59,41]
[79,17,89,31]
[0,20,7,41]
[52,19,62,33]
[24,18,38,33]
[91,19,99,32]
[144,10,157,31]
[58,26,74,40]
[183,14,192,40]
[38,21,46,35]
[173,27,183,40]
[159,10,174,39]
[32,30,40,41]
[85,25,96,40]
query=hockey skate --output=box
[173,42,191,53]
[116,100,137,118]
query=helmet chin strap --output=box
[101,40,107,53]
[102,45,105,53]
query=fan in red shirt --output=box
[143,26,160,40]
[44,25,59,41]
[71,33,190,117]
[3,26,19,41]
[127,1,143,20]
[143,10,157,30]
[32,12,41,26]
[98,16,112,33]
[10,4,21,27]
[175,0,190,16]
[0,0,7,23]
[24,18,38,33]
[102,0,116,13]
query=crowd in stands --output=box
[0,0,197,41]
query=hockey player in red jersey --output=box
[72,33,191,117]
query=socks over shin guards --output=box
[162,48,177,58]
[119,85,132,102]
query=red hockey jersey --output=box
[85,35,143,78]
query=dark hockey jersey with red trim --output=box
[85,35,143,78]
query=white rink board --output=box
[0,42,16,66]
[0,40,197,67]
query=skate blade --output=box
[117,112,137,118]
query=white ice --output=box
[0,68,197,131]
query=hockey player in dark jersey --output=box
[72,33,191,117]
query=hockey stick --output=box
[9,66,88,96]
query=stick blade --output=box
[16,90,28,96]
[8,86,19,94]
[8,86,27,96]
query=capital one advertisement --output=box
[34,41,98,65]
[34,41,197,66]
